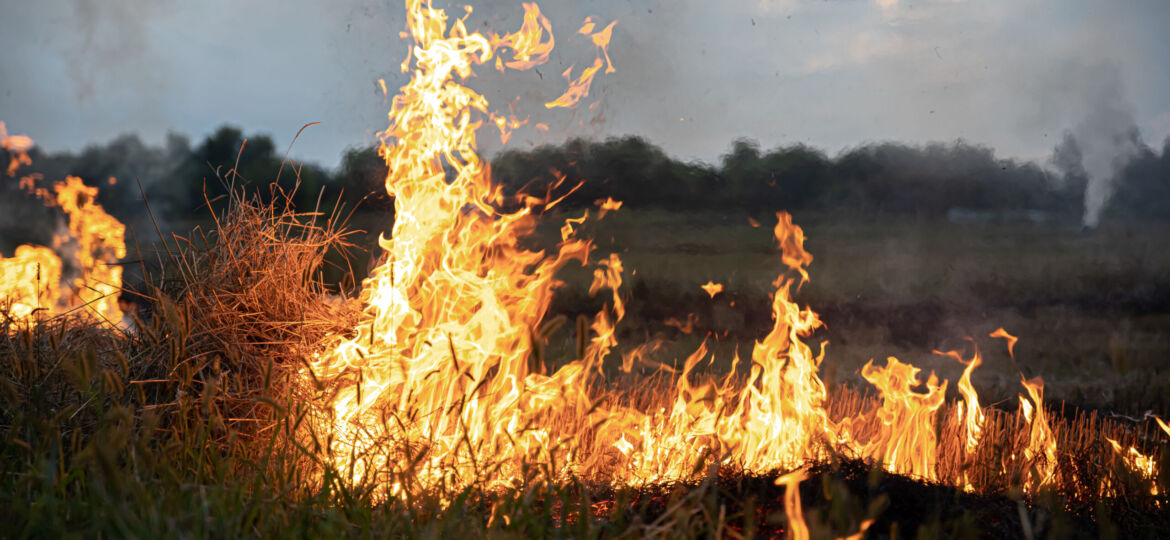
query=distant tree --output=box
[334,145,390,210]
[1105,137,1170,222]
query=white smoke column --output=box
[1072,69,1141,228]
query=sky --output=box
[2,0,1169,170]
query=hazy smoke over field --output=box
[1060,64,1143,228]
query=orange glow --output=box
[934,343,986,489]
[935,344,985,456]
[664,313,697,334]
[700,281,723,298]
[545,59,605,109]
[304,0,614,493]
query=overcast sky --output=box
[2,0,1168,169]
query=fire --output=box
[1105,437,1160,495]
[700,281,723,298]
[544,18,615,109]
[300,0,1150,506]
[306,0,614,491]
[1018,376,1058,490]
[0,245,61,321]
[1,128,125,326]
[54,176,126,323]
[594,196,622,218]
[776,468,810,540]
[990,327,1018,357]
[1,121,34,177]
[858,357,947,481]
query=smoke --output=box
[66,0,174,102]
[1049,63,1143,228]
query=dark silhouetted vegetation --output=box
[7,126,1169,232]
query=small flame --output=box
[990,327,1018,358]
[1019,376,1057,490]
[545,19,616,109]
[860,357,947,481]
[1105,437,1160,495]
[1,121,34,177]
[776,468,810,540]
[490,2,555,71]
[700,281,723,298]
[1156,416,1170,437]
[594,197,622,218]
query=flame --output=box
[594,196,621,218]
[1,128,125,326]
[933,345,984,454]
[306,0,616,492]
[490,2,555,71]
[1105,437,1160,495]
[1,121,34,177]
[665,313,698,334]
[990,327,1018,357]
[54,176,126,323]
[859,357,947,481]
[776,468,810,540]
[1157,416,1170,437]
[304,0,1001,486]
[1018,376,1057,490]
[544,20,616,109]
[700,281,723,298]
[303,0,1155,505]
[0,245,62,321]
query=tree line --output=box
[9,125,1170,229]
[492,135,1169,222]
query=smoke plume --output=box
[1063,64,1142,228]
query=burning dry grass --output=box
[3,1,1170,536]
[1,185,1168,537]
